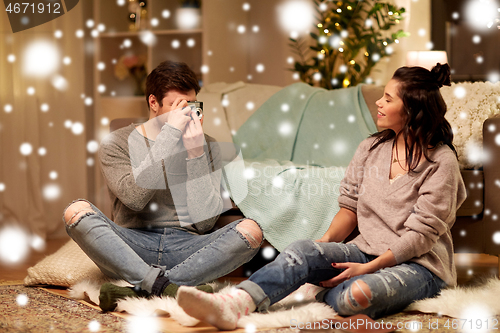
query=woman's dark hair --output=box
[145,60,200,109]
[370,63,457,172]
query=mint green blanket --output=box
[227,83,377,251]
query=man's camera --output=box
[187,101,203,120]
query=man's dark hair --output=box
[145,60,201,109]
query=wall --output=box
[202,0,432,88]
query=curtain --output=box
[0,5,87,241]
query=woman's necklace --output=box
[392,156,407,163]
[392,146,407,164]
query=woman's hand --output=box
[319,250,397,288]
[319,262,374,288]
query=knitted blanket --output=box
[232,82,377,167]
[223,159,346,251]
[225,83,377,251]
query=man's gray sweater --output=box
[99,122,222,234]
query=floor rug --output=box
[0,284,127,333]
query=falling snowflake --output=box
[245,323,257,333]
[16,294,28,306]
[23,41,60,77]
[49,171,58,180]
[261,246,276,260]
[162,10,170,18]
[127,315,160,333]
[38,147,47,156]
[243,168,255,179]
[87,140,99,153]
[281,103,290,112]
[256,64,265,73]
[31,234,45,251]
[20,143,33,156]
[88,320,101,332]
[150,202,158,212]
[453,86,467,99]
[123,39,132,48]
[272,176,284,188]
[0,226,30,264]
[52,75,68,91]
[71,122,84,135]
[0,183,5,192]
[332,140,347,155]
[186,38,195,47]
[460,304,492,333]
[43,184,61,201]
[139,30,156,46]
[278,122,293,136]
[4,104,13,113]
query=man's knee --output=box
[235,219,263,248]
[64,201,94,225]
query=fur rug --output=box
[69,281,337,329]
[69,278,500,329]
[407,278,500,319]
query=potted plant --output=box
[290,0,409,89]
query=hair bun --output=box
[431,63,451,88]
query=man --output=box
[63,60,262,311]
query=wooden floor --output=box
[1,237,499,332]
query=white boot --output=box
[177,286,256,330]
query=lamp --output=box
[406,51,448,70]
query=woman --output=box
[176,63,467,330]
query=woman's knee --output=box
[235,219,263,248]
[63,200,95,225]
[334,280,373,316]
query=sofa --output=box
[197,81,500,263]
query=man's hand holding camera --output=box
[165,97,205,159]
